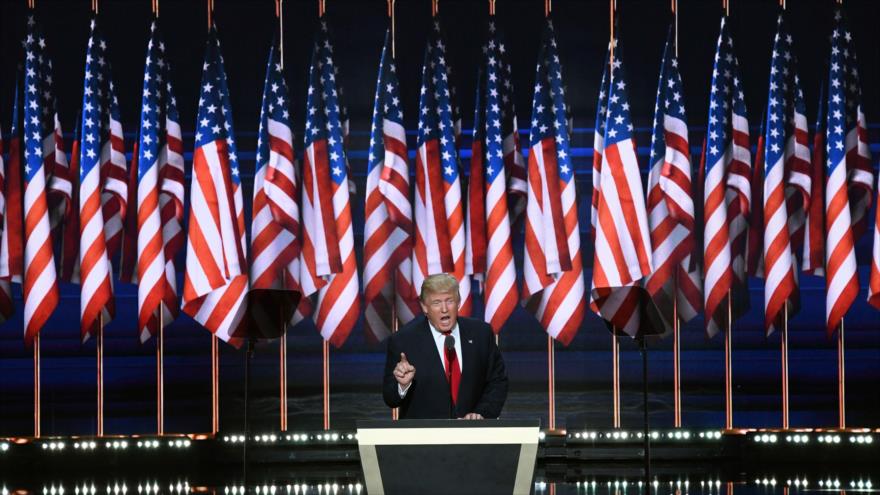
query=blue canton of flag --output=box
[255,40,292,168]
[706,20,748,162]
[366,31,404,174]
[603,47,636,149]
[483,20,514,186]
[196,28,241,187]
[764,14,806,171]
[528,20,572,183]
[22,15,59,185]
[138,21,174,180]
[826,8,868,180]
[79,18,122,184]
[648,36,687,167]
[305,21,348,187]
[418,20,460,184]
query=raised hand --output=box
[394,352,416,388]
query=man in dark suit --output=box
[383,274,508,419]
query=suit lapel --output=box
[458,320,476,402]
[419,319,447,384]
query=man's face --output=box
[420,290,459,333]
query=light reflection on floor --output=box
[2,475,878,495]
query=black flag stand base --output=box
[242,337,257,485]
[639,336,652,495]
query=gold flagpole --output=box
[97,315,104,437]
[157,312,165,435]
[206,0,220,437]
[152,0,165,439]
[318,0,330,432]
[274,0,289,434]
[725,295,733,429]
[670,0,682,429]
[608,0,622,431]
[722,0,732,432]
[92,0,105,439]
[542,0,557,432]
[29,0,39,442]
[782,306,789,429]
[34,333,40,438]
[838,319,846,428]
[387,0,400,423]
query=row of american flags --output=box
[0,8,875,350]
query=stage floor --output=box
[1,428,878,494]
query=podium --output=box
[356,419,540,495]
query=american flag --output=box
[59,116,81,283]
[0,125,13,322]
[0,79,24,287]
[821,9,872,325]
[412,18,471,315]
[759,13,811,335]
[20,15,61,345]
[644,27,701,331]
[77,17,127,342]
[521,19,584,345]
[803,84,825,276]
[702,16,752,337]
[362,28,418,342]
[298,20,360,347]
[181,26,248,344]
[131,20,184,343]
[250,33,307,333]
[467,18,520,333]
[589,39,654,338]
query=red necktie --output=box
[443,339,461,406]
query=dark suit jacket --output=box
[382,315,508,419]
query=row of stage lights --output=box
[533,477,876,493]
[1,430,877,453]
[751,433,874,444]
[35,439,194,452]
[568,429,725,442]
[2,477,877,495]
[223,432,356,444]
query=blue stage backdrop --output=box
[0,0,878,435]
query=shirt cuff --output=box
[398,383,411,398]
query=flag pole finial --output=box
[207,0,213,30]
[318,0,325,17]
[489,0,495,15]
[545,0,551,17]
[432,0,438,17]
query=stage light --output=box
[650,431,659,440]
[0,442,9,452]
[538,432,546,440]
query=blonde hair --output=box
[420,273,460,302]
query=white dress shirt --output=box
[398,321,462,397]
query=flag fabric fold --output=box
[758,12,811,335]
[249,32,305,339]
[412,18,472,316]
[467,18,520,333]
[0,125,13,322]
[589,38,656,338]
[521,19,585,345]
[77,17,127,342]
[298,20,360,347]
[19,14,61,345]
[644,26,701,333]
[130,20,184,343]
[701,16,752,338]
[363,28,418,343]
[181,26,248,345]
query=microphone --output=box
[444,334,455,351]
